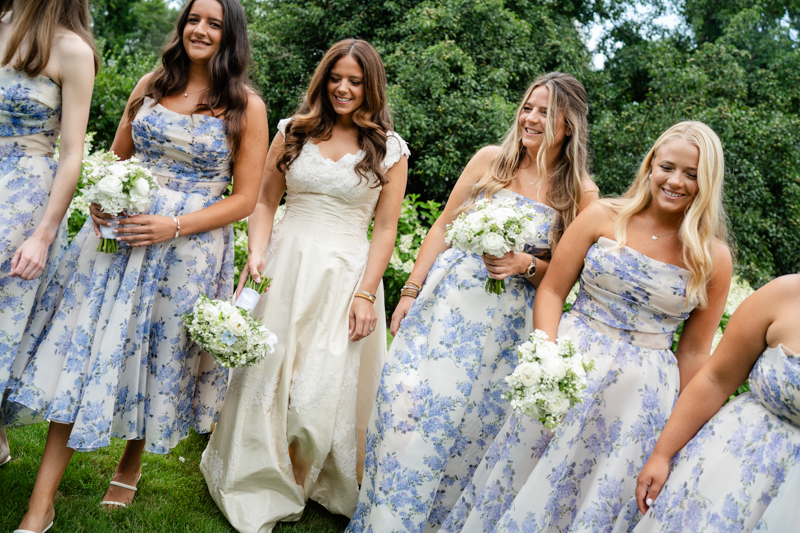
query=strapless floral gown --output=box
[346,189,557,533]
[614,343,800,533]
[0,98,232,454]
[0,67,67,396]
[442,237,697,533]
[201,118,410,533]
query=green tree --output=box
[91,0,177,56]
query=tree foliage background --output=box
[88,0,800,287]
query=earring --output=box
[566,131,572,136]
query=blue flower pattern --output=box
[347,189,557,533]
[619,343,800,533]
[441,237,697,533]
[0,68,67,398]
[0,98,233,455]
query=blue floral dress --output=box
[347,189,557,533]
[0,98,233,454]
[0,67,67,396]
[442,237,697,533]
[615,343,800,533]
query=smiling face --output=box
[327,54,365,117]
[649,138,700,214]
[518,85,567,156]
[182,0,223,64]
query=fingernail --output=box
[646,498,653,506]
[107,222,113,227]
[116,237,121,241]
[348,329,353,334]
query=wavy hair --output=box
[127,0,252,159]
[604,121,729,308]
[278,39,393,187]
[0,0,98,76]
[457,72,593,247]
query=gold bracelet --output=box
[401,288,419,299]
[354,292,376,304]
[405,280,422,290]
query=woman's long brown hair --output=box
[0,0,99,76]
[127,0,252,160]
[279,39,394,187]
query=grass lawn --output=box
[0,424,350,532]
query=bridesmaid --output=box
[623,273,800,532]
[0,1,267,531]
[201,39,408,533]
[0,0,97,468]
[348,72,598,533]
[442,121,732,533]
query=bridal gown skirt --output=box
[201,195,387,533]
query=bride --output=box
[201,38,409,533]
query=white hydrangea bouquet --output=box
[184,275,277,368]
[445,198,541,294]
[505,330,595,429]
[80,152,158,253]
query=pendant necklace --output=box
[645,212,679,240]
[184,86,209,98]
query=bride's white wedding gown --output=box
[200,118,409,533]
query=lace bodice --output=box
[132,98,232,196]
[276,118,409,215]
[0,67,61,157]
[749,344,800,426]
[570,237,696,350]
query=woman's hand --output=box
[89,202,116,237]
[113,214,179,247]
[635,452,671,515]
[235,253,267,298]
[483,251,530,280]
[390,295,416,336]
[9,235,51,280]
[349,296,377,342]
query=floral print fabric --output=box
[200,118,410,533]
[0,68,67,397]
[442,237,696,533]
[346,189,557,533]
[618,344,800,533]
[0,98,233,455]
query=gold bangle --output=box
[405,280,422,290]
[354,292,376,304]
[401,289,419,299]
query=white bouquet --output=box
[184,276,277,368]
[505,329,595,429]
[80,152,158,253]
[445,198,542,294]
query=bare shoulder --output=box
[581,198,616,222]
[581,177,599,193]
[245,91,267,116]
[472,145,502,164]
[711,239,733,274]
[761,273,800,298]
[52,28,94,65]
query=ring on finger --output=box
[368,326,374,332]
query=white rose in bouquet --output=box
[226,312,248,336]
[540,353,567,381]
[129,177,152,212]
[96,175,124,200]
[514,362,543,389]
[545,390,572,416]
[491,206,517,226]
[480,232,508,257]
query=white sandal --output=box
[0,454,10,467]
[100,474,141,508]
[13,521,53,533]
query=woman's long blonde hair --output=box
[457,72,593,247]
[0,0,99,76]
[606,121,729,309]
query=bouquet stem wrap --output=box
[235,288,261,312]
[98,220,120,253]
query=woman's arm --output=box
[635,274,782,515]
[114,95,269,246]
[235,131,286,293]
[349,154,409,341]
[388,146,497,335]
[9,34,95,279]
[532,201,611,340]
[673,241,733,391]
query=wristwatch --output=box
[523,256,537,278]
